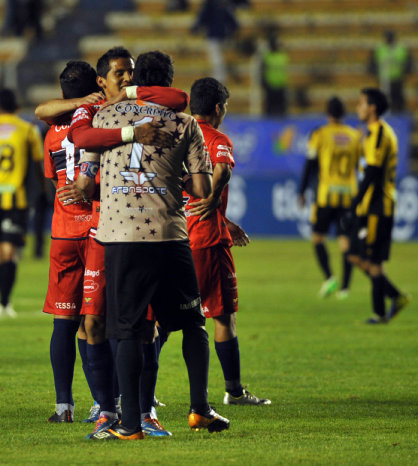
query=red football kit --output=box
[184,120,238,318]
[43,124,91,316]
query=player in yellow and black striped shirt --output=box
[299,97,362,299]
[346,88,410,324]
[0,89,44,317]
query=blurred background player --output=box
[298,96,362,299]
[186,77,270,406]
[0,88,44,318]
[42,60,102,422]
[346,88,410,323]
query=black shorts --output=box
[311,205,349,236]
[104,240,205,340]
[349,215,393,264]
[0,208,28,247]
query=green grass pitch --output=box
[0,237,417,465]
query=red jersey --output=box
[44,124,92,239]
[184,120,235,249]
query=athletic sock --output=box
[50,319,79,405]
[341,252,352,290]
[371,275,386,318]
[215,337,242,397]
[182,325,210,413]
[108,338,120,399]
[116,338,143,431]
[140,340,159,415]
[0,261,16,306]
[87,341,115,414]
[77,338,97,401]
[314,243,332,279]
[383,275,400,299]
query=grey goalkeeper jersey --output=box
[81,99,212,243]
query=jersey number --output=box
[329,150,354,179]
[0,144,15,172]
[130,117,153,170]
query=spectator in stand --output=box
[1,0,43,40]
[260,29,289,117]
[369,30,412,113]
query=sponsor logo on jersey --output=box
[112,185,167,195]
[84,280,99,293]
[85,269,100,277]
[216,150,232,159]
[202,306,210,316]
[55,302,76,309]
[54,125,70,132]
[74,214,92,222]
[84,297,92,303]
[71,107,90,125]
[115,102,175,120]
[179,297,201,311]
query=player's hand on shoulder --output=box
[134,122,174,148]
[78,92,104,106]
[225,218,250,247]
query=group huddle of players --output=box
[34,47,271,440]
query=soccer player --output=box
[0,88,44,318]
[42,60,102,422]
[346,88,410,323]
[78,50,230,440]
[186,77,270,406]
[298,97,362,299]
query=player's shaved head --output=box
[190,77,229,116]
[59,60,99,99]
[133,51,174,87]
[326,96,345,119]
[0,88,18,113]
[361,88,389,116]
[96,46,133,78]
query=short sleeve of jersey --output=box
[366,127,387,167]
[185,118,213,175]
[28,124,44,162]
[70,103,98,130]
[307,128,321,159]
[210,133,235,168]
[43,128,56,179]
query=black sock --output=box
[215,337,242,397]
[116,338,143,431]
[87,341,115,413]
[371,275,386,318]
[182,325,210,413]
[50,319,79,404]
[141,340,159,415]
[341,252,352,290]
[314,243,331,279]
[383,276,400,299]
[108,339,120,399]
[0,261,16,306]
[78,338,97,401]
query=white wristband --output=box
[122,126,135,143]
[125,86,138,100]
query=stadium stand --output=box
[1,0,417,167]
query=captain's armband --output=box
[79,161,99,178]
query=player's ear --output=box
[96,75,106,91]
[215,102,223,116]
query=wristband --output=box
[122,126,135,142]
[126,86,138,99]
[79,161,99,178]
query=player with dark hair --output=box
[0,89,44,317]
[186,77,270,406]
[77,50,230,440]
[344,88,410,323]
[42,61,101,422]
[299,96,362,299]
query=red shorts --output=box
[80,237,106,317]
[192,244,238,318]
[43,238,88,316]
